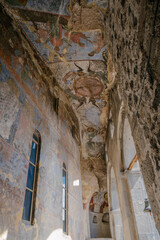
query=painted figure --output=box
[100,192,108,213]
[89,192,99,212]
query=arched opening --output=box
[89,191,111,238]
[123,117,159,239]
[110,167,124,240]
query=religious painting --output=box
[22,19,106,62]
[89,191,108,213]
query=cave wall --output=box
[105,0,160,232]
[0,7,84,240]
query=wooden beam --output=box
[128,154,138,170]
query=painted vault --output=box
[3,0,110,206]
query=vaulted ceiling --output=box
[4,0,115,205]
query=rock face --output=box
[104,0,160,233]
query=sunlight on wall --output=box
[0,230,8,240]
[73,179,79,186]
[111,168,124,240]
[47,229,72,240]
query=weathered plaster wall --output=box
[89,212,110,238]
[105,0,160,232]
[1,0,110,210]
[0,6,83,240]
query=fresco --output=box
[87,0,108,9]
[1,0,109,207]
[52,61,107,102]
[86,107,102,127]
[89,191,108,213]
[22,20,106,62]
[5,0,70,16]
[5,0,28,7]
[52,60,107,186]
[5,0,107,15]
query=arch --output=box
[102,213,109,223]
[93,215,98,224]
[89,191,111,238]
[122,116,159,239]
[122,117,138,170]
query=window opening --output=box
[62,162,67,233]
[93,215,98,224]
[22,131,40,223]
[102,213,109,223]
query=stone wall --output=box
[105,0,160,232]
[0,6,83,240]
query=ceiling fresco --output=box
[5,0,109,205]
[51,59,108,196]
[5,0,70,15]
[5,0,107,14]
[22,20,105,62]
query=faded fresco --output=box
[0,8,83,239]
[52,60,108,192]
[89,191,109,213]
[22,20,105,62]
[89,191,110,238]
[5,0,70,15]
[1,0,109,224]
[0,54,83,239]
[5,0,107,15]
